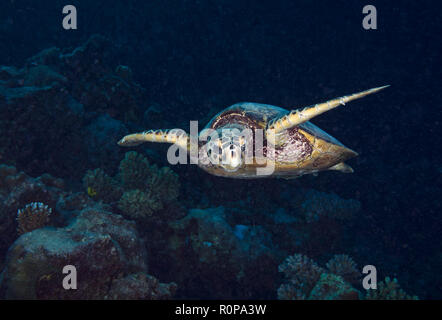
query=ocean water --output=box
[0,0,440,300]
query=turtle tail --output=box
[118,129,189,150]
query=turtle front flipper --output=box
[266,85,389,139]
[118,129,189,150]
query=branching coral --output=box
[278,253,419,300]
[326,254,360,284]
[151,166,180,203]
[117,152,180,222]
[365,277,418,300]
[119,152,180,202]
[83,168,122,203]
[83,151,180,223]
[118,189,162,220]
[277,254,324,299]
[119,151,153,190]
[16,202,52,235]
[277,283,307,300]
[309,273,359,300]
[277,253,359,300]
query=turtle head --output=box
[220,137,243,172]
[203,127,247,173]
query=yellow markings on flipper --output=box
[118,129,189,150]
[267,85,389,136]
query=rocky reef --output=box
[83,151,182,225]
[0,164,63,254]
[0,157,370,299]
[0,35,146,180]
[277,253,418,300]
[0,164,176,299]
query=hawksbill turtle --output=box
[118,85,388,179]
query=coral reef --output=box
[82,168,122,203]
[0,69,84,179]
[119,151,153,190]
[277,253,419,300]
[365,277,418,300]
[16,202,52,235]
[326,254,360,285]
[277,283,307,300]
[119,151,180,203]
[84,151,181,224]
[277,254,324,299]
[0,35,147,179]
[118,189,162,219]
[159,206,281,299]
[277,253,360,300]
[0,164,176,299]
[0,202,176,300]
[0,164,62,253]
[85,114,129,170]
[309,273,359,300]
[108,272,177,300]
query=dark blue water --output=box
[0,0,440,299]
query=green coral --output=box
[278,254,324,298]
[83,151,180,223]
[278,254,419,300]
[119,151,152,190]
[149,166,180,203]
[326,254,360,284]
[309,273,359,300]
[365,277,418,300]
[82,168,122,203]
[277,254,359,300]
[118,189,162,220]
[277,283,306,300]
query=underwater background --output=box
[0,0,440,299]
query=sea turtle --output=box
[118,85,388,179]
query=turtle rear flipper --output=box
[328,162,354,173]
[266,85,389,139]
[118,129,189,150]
